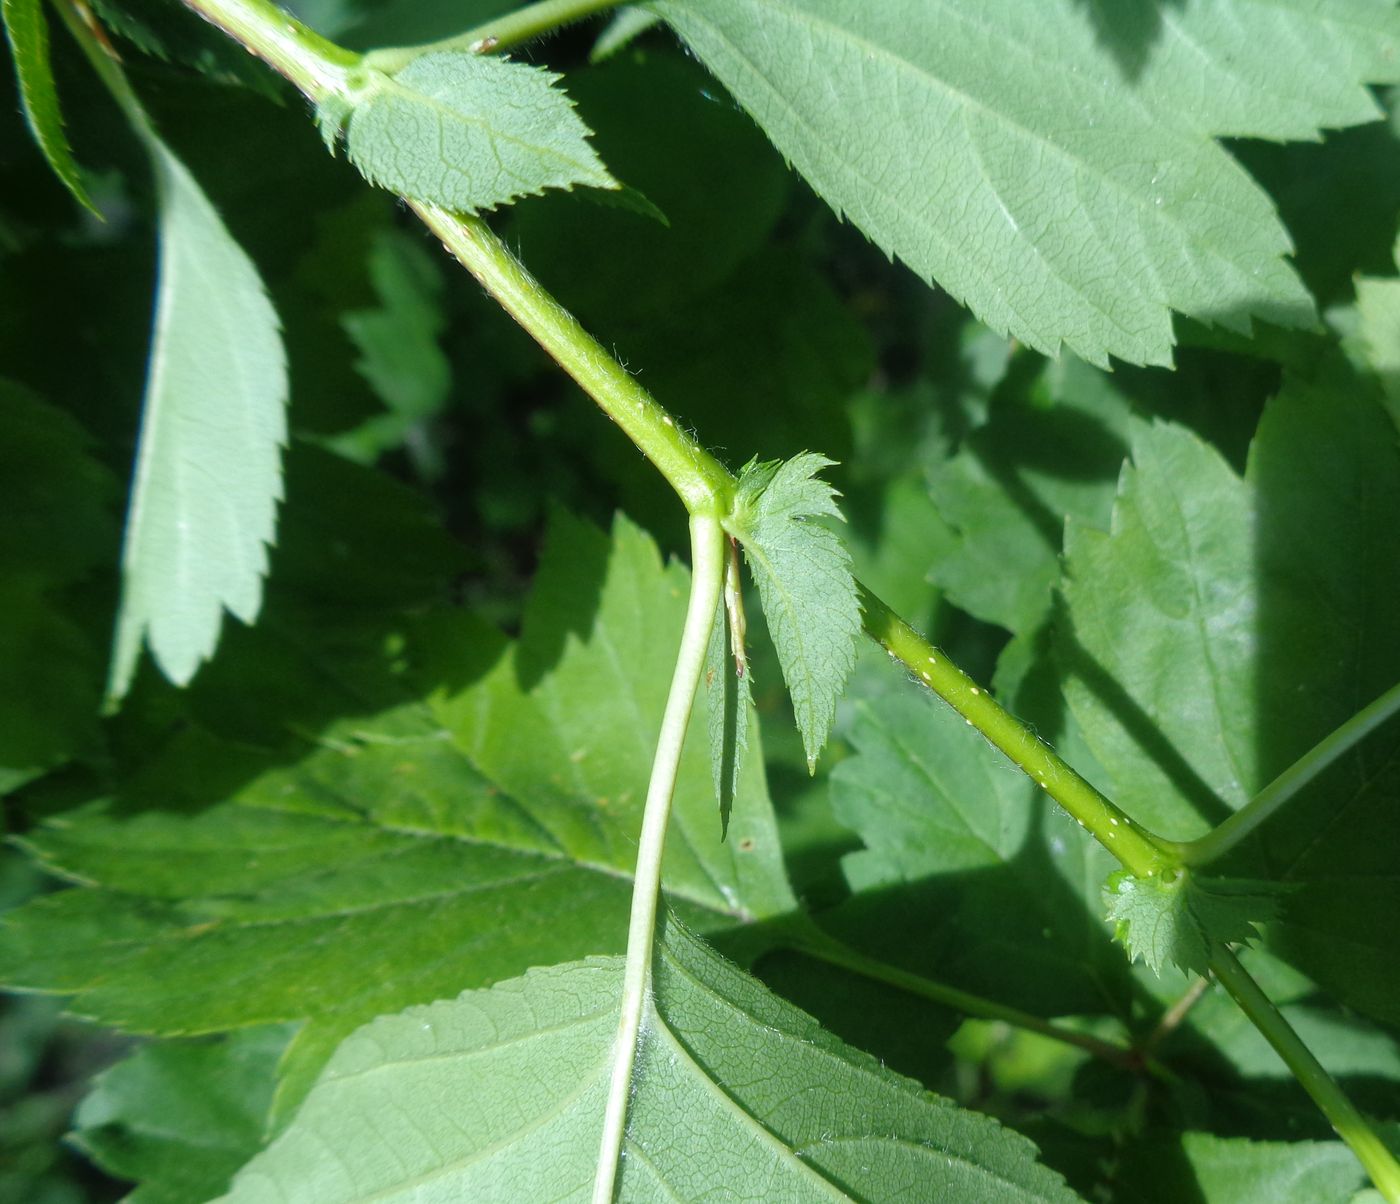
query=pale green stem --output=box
[411,202,731,517]
[859,587,1172,879]
[1180,679,1400,867]
[366,0,626,72]
[594,513,725,1204]
[1212,948,1400,1201]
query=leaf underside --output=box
[328,52,618,213]
[654,0,1400,366]
[217,918,1081,1203]
[730,453,861,771]
[108,128,288,699]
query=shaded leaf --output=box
[729,453,861,771]
[1356,234,1400,422]
[219,917,1082,1203]
[109,126,288,700]
[2,0,97,212]
[653,0,1322,367]
[324,53,616,213]
[1060,386,1400,1025]
[827,681,1130,1020]
[927,356,1142,636]
[71,1027,292,1204]
[326,228,451,472]
[0,382,117,790]
[0,512,792,1119]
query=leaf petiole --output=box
[593,513,726,1203]
[1178,678,1400,867]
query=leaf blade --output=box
[2,0,97,212]
[331,52,617,213]
[730,453,860,771]
[652,0,1323,366]
[108,129,288,699]
[216,919,1082,1203]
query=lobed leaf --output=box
[1060,385,1400,1025]
[729,453,861,771]
[323,52,617,213]
[217,917,1083,1203]
[108,127,288,700]
[2,0,97,212]
[0,510,792,1119]
[652,0,1338,366]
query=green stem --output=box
[859,586,1171,878]
[780,915,1141,1071]
[594,513,725,1204]
[176,0,359,100]
[366,0,625,72]
[1180,679,1400,867]
[1211,948,1400,1201]
[411,202,731,517]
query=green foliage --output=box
[1103,869,1280,978]
[1060,385,1400,1025]
[0,507,791,1117]
[647,0,1391,366]
[219,917,1080,1203]
[0,382,115,792]
[70,1027,292,1204]
[728,453,861,771]
[1,0,96,212]
[108,124,288,700]
[5,2,1400,1201]
[322,52,617,212]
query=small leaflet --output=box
[727,453,860,771]
[1104,868,1286,977]
[319,52,617,214]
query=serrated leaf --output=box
[325,52,617,213]
[2,0,97,212]
[729,453,861,771]
[327,229,451,471]
[927,356,1143,636]
[652,0,1328,366]
[0,511,792,1119]
[1059,384,1400,1024]
[89,0,279,92]
[1104,869,1280,977]
[108,126,288,700]
[827,680,1132,1020]
[70,1027,292,1204]
[218,917,1082,1203]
